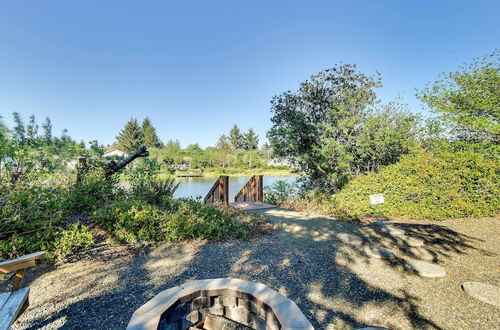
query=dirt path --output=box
[11,209,500,329]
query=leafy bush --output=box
[138,178,180,205]
[264,180,299,206]
[52,224,94,261]
[67,164,119,213]
[0,182,97,260]
[326,145,500,220]
[92,197,249,243]
[0,183,68,258]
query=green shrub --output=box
[326,146,499,220]
[66,166,119,213]
[92,197,249,243]
[52,224,94,261]
[264,180,299,206]
[0,182,68,259]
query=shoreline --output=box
[157,169,296,179]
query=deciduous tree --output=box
[268,63,412,191]
[418,50,499,144]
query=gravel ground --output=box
[9,209,500,330]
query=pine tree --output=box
[116,118,144,152]
[42,117,52,143]
[229,124,244,149]
[216,134,231,150]
[243,128,259,150]
[12,112,25,143]
[141,117,162,148]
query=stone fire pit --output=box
[127,278,314,330]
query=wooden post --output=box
[257,175,263,202]
[220,176,229,206]
[76,156,87,183]
[12,269,25,291]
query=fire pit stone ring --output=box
[127,278,314,330]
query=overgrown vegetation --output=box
[268,51,500,220]
[0,115,270,261]
[322,145,499,220]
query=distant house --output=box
[103,149,128,158]
[267,158,296,168]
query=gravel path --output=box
[10,209,500,329]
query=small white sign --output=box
[369,193,385,205]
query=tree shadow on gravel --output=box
[17,208,484,329]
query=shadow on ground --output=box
[14,208,496,330]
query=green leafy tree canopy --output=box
[267,63,417,191]
[418,50,499,144]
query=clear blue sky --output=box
[0,0,498,147]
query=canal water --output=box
[173,176,297,201]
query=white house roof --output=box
[103,149,128,158]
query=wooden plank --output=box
[0,260,36,274]
[257,175,263,202]
[222,176,229,206]
[0,251,45,273]
[0,287,29,330]
[0,292,10,313]
[11,269,26,291]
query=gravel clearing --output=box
[8,210,500,329]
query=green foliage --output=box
[125,157,161,197]
[41,117,52,142]
[116,118,144,152]
[52,224,94,261]
[326,145,500,220]
[67,163,119,213]
[264,180,299,205]
[139,179,181,205]
[418,50,499,143]
[0,182,69,259]
[229,124,244,149]
[0,114,269,262]
[92,198,248,243]
[268,64,419,191]
[243,128,259,151]
[141,117,163,148]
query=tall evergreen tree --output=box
[216,134,232,150]
[12,112,25,143]
[42,117,52,143]
[116,118,144,152]
[141,117,162,148]
[229,124,244,149]
[243,128,259,150]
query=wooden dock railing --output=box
[234,175,263,203]
[203,176,229,206]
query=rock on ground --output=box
[462,282,500,307]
